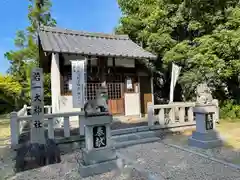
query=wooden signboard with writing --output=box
[71,60,86,108]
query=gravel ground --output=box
[162,136,240,165]
[6,150,158,180]
[3,141,240,180]
[118,142,240,180]
[0,146,15,179]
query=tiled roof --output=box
[39,26,157,59]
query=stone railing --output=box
[10,102,219,149]
[16,105,28,133]
[147,102,219,128]
[10,105,55,147]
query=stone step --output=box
[114,137,160,149]
[58,131,159,153]
[112,133,139,142]
[112,130,159,149]
[112,131,156,143]
[137,131,157,139]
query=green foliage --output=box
[43,73,51,105]
[1,0,56,109]
[0,74,23,113]
[220,100,240,120]
[117,0,240,103]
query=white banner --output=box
[30,68,45,144]
[169,63,181,103]
[71,60,86,108]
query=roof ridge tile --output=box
[40,26,129,40]
[39,26,157,59]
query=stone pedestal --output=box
[15,139,61,172]
[188,105,222,149]
[79,113,122,178]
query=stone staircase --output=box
[58,129,160,154]
[112,130,160,149]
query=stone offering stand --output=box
[188,104,222,149]
[79,112,123,178]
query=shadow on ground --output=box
[0,118,150,177]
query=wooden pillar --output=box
[150,76,154,105]
[112,57,116,79]
[98,56,107,87]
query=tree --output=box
[0,74,23,112]
[116,0,240,103]
[4,0,56,106]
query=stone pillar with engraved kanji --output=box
[30,68,46,144]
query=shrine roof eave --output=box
[39,26,157,60]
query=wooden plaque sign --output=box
[71,60,86,108]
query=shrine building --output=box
[38,26,157,117]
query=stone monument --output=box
[15,68,61,172]
[78,88,122,178]
[188,83,222,149]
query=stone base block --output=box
[188,131,223,149]
[191,131,221,141]
[79,157,123,178]
[82,147,117,165]
[15,139,61,172]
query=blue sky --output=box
[0,0,121,74]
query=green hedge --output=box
[220,100,240,120]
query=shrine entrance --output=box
[86,82,124,115]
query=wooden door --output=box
[107,83,124,115]
[140,76,152,115]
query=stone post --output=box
[147,102,154,126]
[188,105,222,149]
[78,113,122,177]
[212,99,219,123]
[10,111,19,148]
